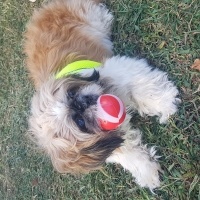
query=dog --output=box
[24,0,179,191]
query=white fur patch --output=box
[100,56,179,123]
[80,84,103,96]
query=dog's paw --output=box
[158,97,181,124]
[131,146,161,191]
[134,160,161,191]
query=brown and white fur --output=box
[24,0,179,191]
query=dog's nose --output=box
[73,95,98,111]
[83,95,98,106]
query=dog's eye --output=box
[67,89,76,99]
[73,114,87,132]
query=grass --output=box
[0,0,199,199]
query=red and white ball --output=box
[97,94,126,130]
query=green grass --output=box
[0,0,199,199]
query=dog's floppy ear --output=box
[47,132,124,174]
[80,133,124,169]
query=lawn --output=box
[0,0,199,199]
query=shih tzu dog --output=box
[24,0,179,191]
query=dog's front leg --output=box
[101,56,180,123]
[106,129,161,191]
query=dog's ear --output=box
[80,133,124,170]
[47,132,124,174]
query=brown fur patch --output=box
[24,0,112,88]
